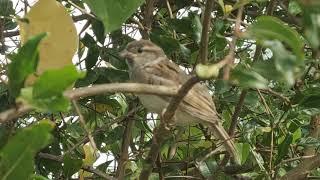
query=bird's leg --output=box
[161,107,176,130]
[167,127,184,159]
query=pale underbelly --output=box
[138,94,199,125]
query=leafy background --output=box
[0,0,320,179]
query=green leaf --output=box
[233,0,253,10]
[299,87,320,108]
[263,40,302,86]
[190,13,202,44]
[29,174,49,180]
[84,0,145,33]
[168,18,193,35]
[288,0,302,15]
[85,46,100,70]
[0,120,54,180]
[92,19,105,44]
[33,65,85,99]
[8,33,47,98]
[236,143,250,165]
[276,133,293,164]
[246,16,304,60]
[231,65,268,89]
[19,87,70,112]
[94,67,129,84]
[299,2,320,50]
[19,66,85,112]
[196,161,211,178]
[81,33,96,47]
[63,155,83,177]
[150,34,180,55]
[0,0,16,30]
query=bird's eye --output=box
[137,47,143,53]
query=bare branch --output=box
[0,83,178,124]
[64,83,178,100]
[141,0,155,39]
[116,104,136,179]
[222,6,244,80]
[0,105,33,124]
[228,90,248,137]
[198,0,214,64]
[72,100,98,157]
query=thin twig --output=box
[256,89,275,118]
[141,0,155,39]
[165,0,176,39]
[67,0,95,19]
[116,104,136,179]
[228,90,248,136]
[3,14,90,38]
[222,6,243,80]
[275,155,316,168]
[198,0,215,64]
[38,152,116,180]
[258,89,291,105]
[72,100,98,157]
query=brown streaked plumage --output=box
[120,39,239,163]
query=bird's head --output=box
[119,40,165,69]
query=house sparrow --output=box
[120,40,239,162]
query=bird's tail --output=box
[208,122,240,164]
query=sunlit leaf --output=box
[246,16,304,60]
[231,65,268,89]
[19,0,78,84]
[85,0,145,33]
[8,33,46,98]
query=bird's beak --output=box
[119,49,136,61]
[119,49,128,58]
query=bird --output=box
[119,39,239,163]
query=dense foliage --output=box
[0,0,320,179]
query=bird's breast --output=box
[138,94,168,114]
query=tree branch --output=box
[141,0,155,39]
[64,83,178,100]
[0,83,178,124]
[116,103,136,179]
[198,0,215,64]
[72,100,98,157]
[228,90,248,137]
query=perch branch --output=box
[0,83,179,124]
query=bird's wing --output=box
[134,57,218,123]
[135,58,239,162]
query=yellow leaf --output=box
[224,5,233,14]
[94,103,114,113]
[79,144,97,179]
[19,0,78,84]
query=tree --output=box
[0,0,320,179]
